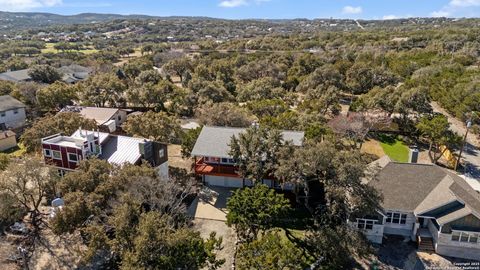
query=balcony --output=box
[195,158,239,177]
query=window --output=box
[52,150,61,160]
[13,109,18,114]
[386,212,408,225]
[43,149,51,157]
[68,153,78,163]
[221,158,229,163]
[451,231,479,244]
[0,112,5,117]
[400,215,407,224]
[158,149,165,158]
[452,231,461,241]
[118,115,122,121]
[357,219,375,230]
[207,157,220,163]
[470,234,479,243]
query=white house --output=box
[0,95,26,130]
[354,156,480,260]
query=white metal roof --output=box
[71,130,147,166]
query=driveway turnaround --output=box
[188,186,234,221]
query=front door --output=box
[418,217,425,228]
[418,217,428,228]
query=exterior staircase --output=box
[417,235,435,252]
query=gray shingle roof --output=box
[371,160,480,223]
[0,95,26,111]
[0,69,31,82]
[0,64,92,84]
[370,162,448,212]
[191,126,304,158]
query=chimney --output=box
[409,147,419,164]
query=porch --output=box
[416,227,435,252]
[195,157,238,177]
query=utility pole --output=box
[455,120,472,171]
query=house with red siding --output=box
[42,129,169,177]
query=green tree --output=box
[28,65,62,84]
[180,126,202,158]
[237,77,285,102]
[123,111,181,143]
[236,231,306,270]
[416,115,462,164]
[246,99,288,118]
[20,112,97,152]
[0,157,56,235]
[195,102,253,127]
[78,73,126,107]
[164,57,193,82]
[126,80,175,110]
[135,69,162,85]
[36,81,77,111]
[229,126,284,183]
[226,184,290,241]
[123,57,154,79]
[121,212,224,270]
[0,81,17,95]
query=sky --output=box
[0,0,480,19]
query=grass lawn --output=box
[378,134,410,163]
[41,42,99,55]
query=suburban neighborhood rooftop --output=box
[191,126,305,158]
[369,159,480,225]
[0,95,26,111]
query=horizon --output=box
[1,10,474,21]
[0,0,479,20]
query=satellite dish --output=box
[51,198,65,208]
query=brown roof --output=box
[79,107,120,125]
[0,130,15,139]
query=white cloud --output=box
[383,15,398,20]
[218,0,270,8]
[342,6,363,15]
[431,0,480,17]
[430,10,450,17]
[219,0,247,8]
[450,0,480,7]
[0,0,62,10]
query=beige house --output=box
[61,106,128,133]
[0,130,17,151]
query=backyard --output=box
[378,134,410,163]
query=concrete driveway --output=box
[188,186,234,221]
[189,186,237,269]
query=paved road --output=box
[431,102,480,179]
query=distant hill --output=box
[0,10,465,37]
[0,11,158,32]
